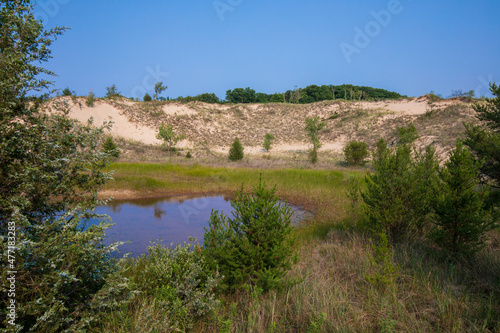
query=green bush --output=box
[127,240,221,330]
[366,231,399,289]
[84,240,221,331]
[0,3,118,330]
[156,123,185,156]
[186,151,192,158]
[465,82,500,189]
[228,137,244,161]
[262,133,275,151]
[143,93,152,102]
[397,123,419,145]
[203,179,296,291]
[344,140,369,165]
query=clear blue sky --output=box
[36,0,500,100]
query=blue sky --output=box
[36,0,500,100]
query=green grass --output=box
[103,163,363,221]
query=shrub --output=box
[228,137,244,161]
[397,123,419,145]
[143,93,152,102]
[127,240,221,330]
[344,140,369,165]
[262,133,275,151]
[203,179,296,291]
[186,151,192,158]
[86,90,95,107]
[430,140,495,256]
[102,136,120,158]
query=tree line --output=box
[188,84,404,104]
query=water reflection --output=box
[92,195,309,257]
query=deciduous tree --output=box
[0,1,118,329]
[156,123,185,155]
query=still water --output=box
[90,195,309,257]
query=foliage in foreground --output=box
[203,179,296,291]
[76,240,220,332]
[0,1,118,330]
[361,140,434,242]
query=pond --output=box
[90,195,310,257]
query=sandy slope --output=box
[47,96,475,156]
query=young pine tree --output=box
[430,140,495,256]
[362,140,441,242]
[229,137,244,161]
[102,136,120,158]
[361,139,415,242]
[203,179,295,291]
[464,82,500,188]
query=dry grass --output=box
[195,229,499,332]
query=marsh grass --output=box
[103,163,358,219]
